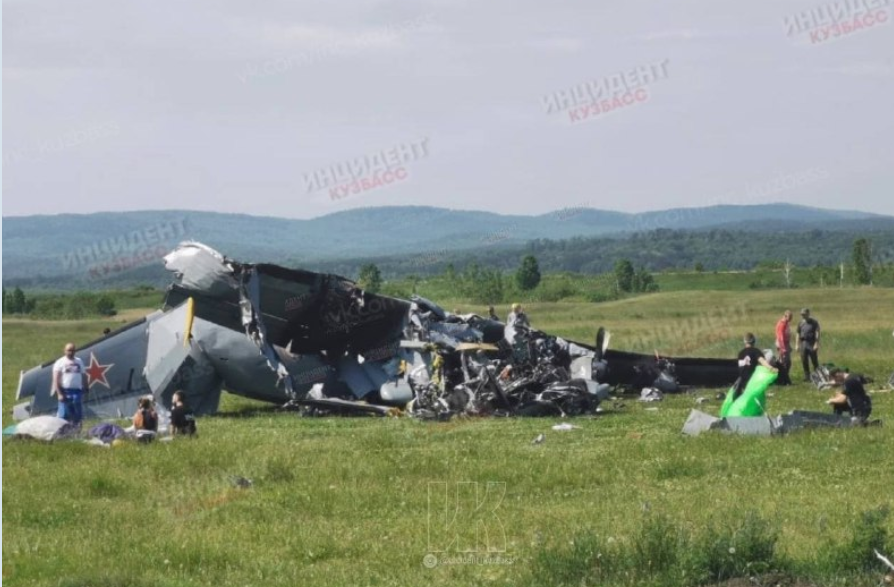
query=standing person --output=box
[775,310,793,386]
[52,342,88,425]
[733,333,777,400]
[796,308,821,382]
[507,303,530,328]
[170,391,197,437]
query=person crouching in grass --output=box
[827,373,872,425]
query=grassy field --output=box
[3,288,894,586]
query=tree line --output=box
[2,287,117,319]
[3,238,888,318]
[308,229,894,281]
[357,254,659,304]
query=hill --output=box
[2,204,891,289]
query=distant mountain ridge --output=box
[2,204,890,288]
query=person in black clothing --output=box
[796,307,821,382]
[132,397,158,432]
[733,333,777,400]
[827,373,872,424]
[171,391,197,437]
[487,305,499,321]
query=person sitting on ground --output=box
[171,391,197,437]
[827,373,872,424]
[733,333,777,400]
[132,397,158,432]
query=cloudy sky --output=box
[3,0,893,219]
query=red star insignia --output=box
[86,353,114,389]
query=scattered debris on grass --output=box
[683,409,883,437]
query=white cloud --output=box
[637,29,700,41]
[528,37,586,53]
[2,0,893,218]
[255,23,404,51]
[813,62,894,77]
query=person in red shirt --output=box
[774,310,793,386]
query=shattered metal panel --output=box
[721,416,778,436]
[602,350,737,388]
[163,241,238,297]
[681,409,721,436]
[777,410,849,432]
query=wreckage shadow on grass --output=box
[211,405,283,419]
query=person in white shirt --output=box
[52,342,88,424]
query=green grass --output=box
[655,270,777,291]
[655,267,894,292]
[3,288,894,586]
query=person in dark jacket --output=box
[827,373,872,424]
[796,308,821,382]
[732,333,777,400]
[171,391,197,437]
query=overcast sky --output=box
[3,0,893,219]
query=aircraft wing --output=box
[15,317,154,420]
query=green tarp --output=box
[720,365,778,417]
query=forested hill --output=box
[309,226,894,278]
[2,204,891,289]
[5,227,894,291]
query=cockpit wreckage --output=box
[14,243,739,421]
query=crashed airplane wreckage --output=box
[15,243,739,421]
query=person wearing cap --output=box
[774,310,793,386]
[507,303,530,328]
[796,308,821,382]
[52,342,89,425]
[733,333,776,400]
